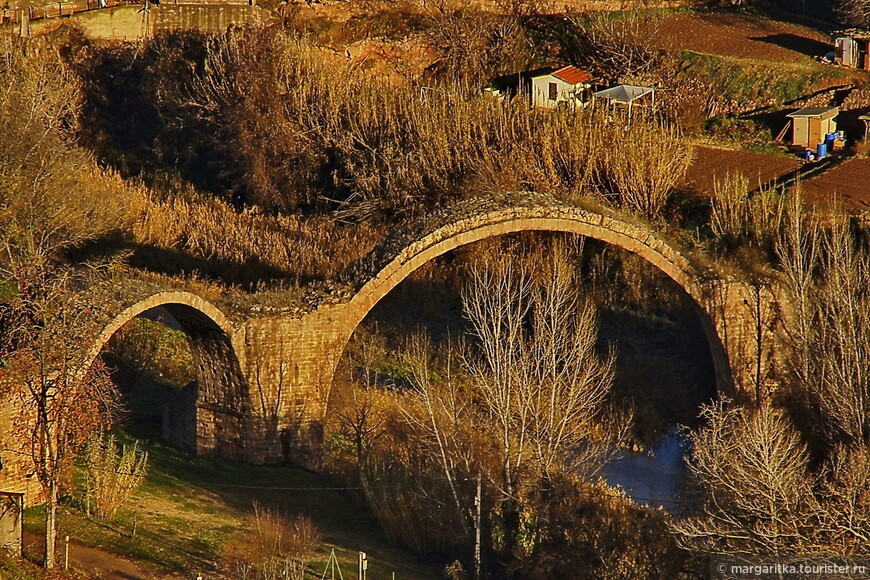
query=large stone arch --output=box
[339,192,732,392]
[87,291,251,461]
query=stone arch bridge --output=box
[3,193,779,480]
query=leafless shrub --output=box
[837,0,870,28]
[672,402,819,555]
[816,445,870,552]
[675,397,870,556]
[231,503,321,580]
[568,10,663,81]
[82,433,148,521]
[710,173,784,250]
[603,113,692,218]
[711,173,750,243]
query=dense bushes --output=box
[75,27,690,224]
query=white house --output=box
[530,65,593,109]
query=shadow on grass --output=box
[120,425,440,579]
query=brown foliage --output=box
[79,28,689,225]
[1,282,122,568]
[228,504,321,580]
[131,187,381,283]
[0,38,140,287]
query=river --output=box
[600,429,689,511]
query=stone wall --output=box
[0,395,45,501]
[17,2,271,41]
[0,493,23,557]
[236,304,349,467]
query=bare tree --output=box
[812,215,870,446]
[461,242,628,567]
[401,333,476,540]
[816,445,870,552]
[672,402,818,555]
[777,201,870,448]
[332,330,389,470]
[0,41,136,567]
[775,191,820,396]
[676,199,870,559]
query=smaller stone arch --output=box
[87,291,251,461]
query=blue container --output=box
[817,142,827,159]
[826,133,836,149]
[803,149,813,161]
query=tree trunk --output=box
[44,480,57,569]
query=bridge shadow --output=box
[747,33,831,58]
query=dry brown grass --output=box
[709,172,785,255]
[132,188,381,283]
[226,503,321,580]
[0,38,142,286]
[2,28,693,294]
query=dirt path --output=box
[70,542,156,580]
[25,531,184,580]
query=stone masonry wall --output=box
[236,304,349,468]
[0,395,46,502]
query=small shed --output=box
[786,107,839,148]
[592,84,655,116]
[530,65,593,108]
[834,31,870,69]
[483,67,552,102]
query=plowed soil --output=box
[681,146,801,197]
[799,158,870,210]
[642,12,833,62]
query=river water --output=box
[600,429,690,511]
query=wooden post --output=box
[474,476,482,580]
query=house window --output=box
[548,82,557,101]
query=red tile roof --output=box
[551,65,592,85]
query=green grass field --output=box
[22,426,440,579]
